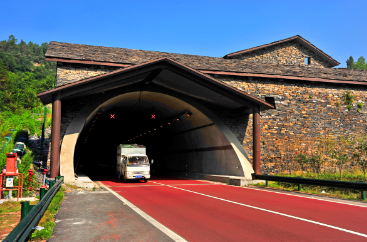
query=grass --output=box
[252,171,367,202]
[0,200,38,240]
[29,186,65,241]
[0,186,64,241]
[63,183,79,190]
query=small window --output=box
[305,57,311,65]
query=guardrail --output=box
[3,176,64,242]
[252,174,367,200]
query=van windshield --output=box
[127,156,149,166]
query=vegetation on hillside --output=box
[0,35,55,136]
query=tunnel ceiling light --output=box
[176,117,180,121]
[160,126,163,128]
[144,132,146,134]
[168,122,171,125]
[154,128,156,130]
[186,111,192,117]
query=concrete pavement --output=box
[49,189,174,242]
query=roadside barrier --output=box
[3,176,64,242]
[252,174,367,200]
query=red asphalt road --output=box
[98,176,367,241]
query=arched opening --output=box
[65,90,253,181]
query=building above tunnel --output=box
[45,38,366,89]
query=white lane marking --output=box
[152,181,367,238]
[241,186,367,208]
[72,220,85,225]
[97,180,188,242]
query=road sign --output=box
[6,178,13,187]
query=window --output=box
[305,57,311,65]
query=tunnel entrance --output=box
[74,91,248,178]
[39,58,273,181]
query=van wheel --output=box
[118,172,122,181]
[123,174,127,183]
[144,179,148,183]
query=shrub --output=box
[347,105,353,110]
[343,90,354,105]
[357,103,364,108]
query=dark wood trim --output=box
[38,58,274,110]
[252,105,261,174]
[46,57,131,67]
[200,70,367,86]
[50,92,61,178]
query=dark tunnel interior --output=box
[73,91,246,178]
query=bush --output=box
[30,187,64,241]
[343,90,354,105]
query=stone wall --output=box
[214,75,367,174]
[56,63,121,87]
[227,40,333,68]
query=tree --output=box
[19,40,30,57]
[346,56,355,69]
[355,56,367,70]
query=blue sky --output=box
[1,0,366,67]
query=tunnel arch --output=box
[60,86,254,182]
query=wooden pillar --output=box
[50,92,61,178]
[253,106,261,174]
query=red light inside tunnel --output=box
[151,114,156,119]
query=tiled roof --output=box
[46,41,366,83]
[224,35,340,67]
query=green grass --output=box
[29,186,65,241]
[252,171,367,202]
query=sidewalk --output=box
[49,189,174,242]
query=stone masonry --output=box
[214,75,367,174]
[226,40,332,68]
[56,63,121,87]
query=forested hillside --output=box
[0,35,55,135]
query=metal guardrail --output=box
[252,174,367,200]
[3,176,64,242]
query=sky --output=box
[0,0,366,68]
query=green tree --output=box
[346,56,355,69]
[355,56,367,70]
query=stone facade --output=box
[213,74,367,173]
[56,63,121,87]
[226,40,333,68]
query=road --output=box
[97,176,367,241]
